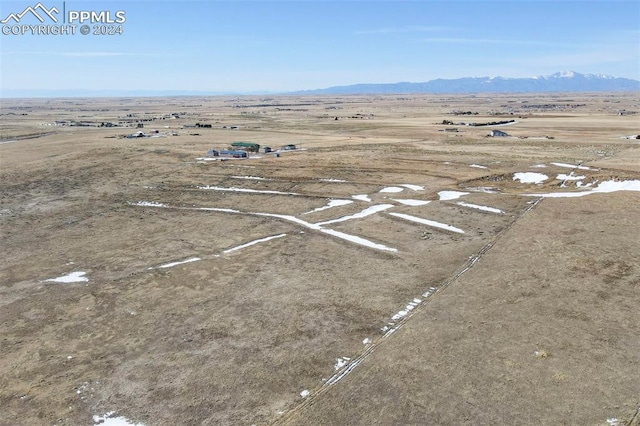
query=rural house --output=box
[230,141,260,152]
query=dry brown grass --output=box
[1,93,639,425]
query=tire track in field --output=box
[273,197,544,425]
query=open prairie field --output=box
[1,93,639,426]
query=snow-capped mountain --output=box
[534,71,616,80]
[293,72,639,94]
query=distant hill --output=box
[292,71,640,94]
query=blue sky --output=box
[1,0,638,94]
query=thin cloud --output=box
[62,52,132,57]
[416,37,576,47]
[355,25,454,35]
[62,51,187,57]
[5,51,186,57]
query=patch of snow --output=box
[351,194,371,202]
[391,199,431,206]
[316,204,394,226]
[302,199,353,215]
[45,271,88,283]
[158,257,201,269]
[320,178,347,182]
[391,310,409,321]
[466,187,500,194]
[379,186,404,193]
[77,381,90,396]
[382,326,398,337]
[253,212,322,231]
[176,204,396,252]
[223,234,287,254]
[558,70,576,78]
[526,180,640,198]
[249,211,397,251]
[422,288,435,298]
[194,157,219,162]
[400,184,425,191]
[131,201,166,207]
[390,299,423,321]
[325,358,363,386]
[197,207,242,214]
[532,164,547,168]
[320,228,398,252]
[300,390,310,398]
[550,162,595,171]
[438,190,470,201]
[389,212,465,234]
[513,172,548,184]
[334,357,350,370]
[93,412,145,426]
[231,175,268,180]
[198,186,300,196]
[557,173,586,181]
[457,202,504,214]
[469,164,488,169]
[606,418,620,426]
[362,338,371,345]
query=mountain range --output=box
[3,72,638,98]
[292,71,640,95]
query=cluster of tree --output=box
[450,110,479,115]
[468,119,515,127]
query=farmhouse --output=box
[219,150,248,158]
[230,141,260,152]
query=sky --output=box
[1,0,639,95]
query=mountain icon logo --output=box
[1,2,59,24]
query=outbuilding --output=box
[490,130,509,137]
